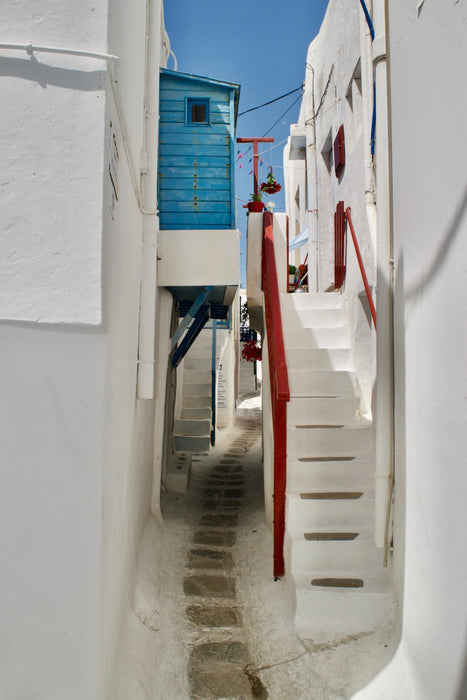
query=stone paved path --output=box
[182,412,268,699]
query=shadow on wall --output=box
[405,186,467,303]
[0,55,105,91]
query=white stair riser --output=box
[287,396,360,426]
[286,495,374,530]
[286,348,351,371]
[184,357,211,371]
[294,589,394,639]
[287,459,374,493]
[285,326,350,349]
[174,435,210,452]
[282,308,345,328]
[281,291,343,310]
[184,369,211,382]
[183,382,211,397]
[174,419,211,437]
[287,427,374,459]
[285,536,384,572]
[181,407,212,419]
[289,370,356,397]
[182,395,211,409]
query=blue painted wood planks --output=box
[158,69,239,230]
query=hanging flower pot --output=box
[260,169,282,196]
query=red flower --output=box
[241,340,262,362]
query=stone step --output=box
[184,369,212,383]
[281,291,344,309]
[292,569,394,640]
[181,407,212,420]
[183,381,211,397]
[286,347,351,371]
[286,492,374,530]
[287,425,374,460]
[182,395,211,409]
[287,458,374,493]
[284,325,350,349]
[289,369,356,398]
[284,530,384,573]
[174,419,211,437]
[174,434,211,453]
[184,357,211,371]
[287,396,360,426]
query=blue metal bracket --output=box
[171,304,210,369]
[170,286,212,352]
[211,320,217,446]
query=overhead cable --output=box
[238,84,303,117]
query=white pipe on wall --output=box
[136,0,162,399]
[372,0,394,551]
[304,62,319,292]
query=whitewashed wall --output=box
[0,1,168,697]
[284,0,376,414]
[354,2,467,699]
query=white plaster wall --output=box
[284,0,376,414]
[0,1,168,697]
[354,1,467,698]
[0,0,108,324]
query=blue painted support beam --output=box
[171,305,210,369]
[211,320,217,446]
[170,286,212,352]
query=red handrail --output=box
[262,212,290,578]
[345,207,377,330]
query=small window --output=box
[186,98,210,125]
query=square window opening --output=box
[187,99,210,125]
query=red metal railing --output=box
[262,211,290,578]
[345,207,377,329]
[334,201,347,289]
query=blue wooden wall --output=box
[158,69,239,230]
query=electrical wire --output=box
[262,92,303,136]
[238,84,303,117]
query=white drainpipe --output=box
[136,0,163,399]
[304,60,319,292]
[372,0,395,553]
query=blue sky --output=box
[164,0,329,285]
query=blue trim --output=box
[359,0,375,40]
[171,305,210,369]
[229,90,236,229]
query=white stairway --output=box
[282,292,393,640]
[174,334,213,454]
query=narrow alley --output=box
[112,364,393,700]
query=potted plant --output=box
[260,169,282,195]
[247,192,265,213]
[289,264,297,285]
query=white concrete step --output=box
[184,368,211,383]
[282,307,345,329]
[287,396,360,426]
[184,357,211,371]
[289,369,356,398]
[182,381,211,397]
[174,434,211,452]
[182,395,211,409]
[287,458,374,493]
[174,419,211,437]
[286,492,374,530]
[181,407,212,419]
[292,569,394,639]
[284,325,350,349]
[285,530,384,573]
[287,425,374,460]
[281,291,344,310]
[286,347,351,371]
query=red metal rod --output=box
[345,207,377,329]
[262,211,290,578]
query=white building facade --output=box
[282,1,467,698]
[0,2,172,697]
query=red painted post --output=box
[236,137,274,197]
